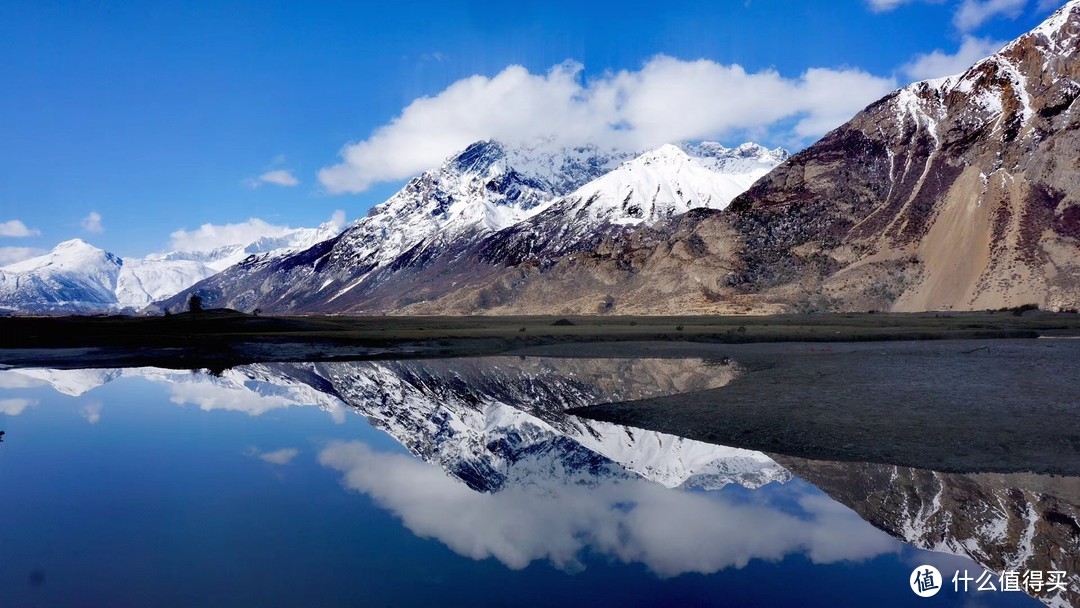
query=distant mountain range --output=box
[0,220,342,313]
[4,1,1078,315]
[156,140,786,314]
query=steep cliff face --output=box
[728,1,1080,312]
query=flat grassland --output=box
[2,309,1079,368]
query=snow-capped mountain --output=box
[308,356,788,491]
[162,139,786,314]
[477,142,787,264]
[159,140,635,312]
[319,141,633,287]
[0,240,129,313]
[0,219,345,314]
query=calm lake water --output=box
[0,357,1065,607]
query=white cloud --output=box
[168,218,295,252]
[902,35,1006,80]
[165,370,346,424]
[0,398,38,416]
[319,441,897,575]
[81,211,104,234]
[0,247,46,266]
[0,219,40,238]
[318,58,896,193]
[258,448,300,465]
[169,382,297,416]
[866,0,921,11]
[245,169,300,189]
[0,371,47,389]
[953,0,1028,31]
[167,209,346,254]
[327,209,347,230]
[80,401,103,424]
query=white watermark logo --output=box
[911,565,943,597]
[908,567,1070,598]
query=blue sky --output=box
[0,0,1066,260]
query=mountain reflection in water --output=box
[774,457,1080,608]
[0,356,1067,606]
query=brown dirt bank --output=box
[571,338,1080,476]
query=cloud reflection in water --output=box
[319,440,897,576]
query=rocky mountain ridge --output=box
[160,140,785,314]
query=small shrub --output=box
[1011,303,1039,316]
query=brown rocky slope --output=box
[399,2,1080,315]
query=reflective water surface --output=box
[0,357,1067,607]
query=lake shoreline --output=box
[2,309,1078,369]
[571,338,1080,477]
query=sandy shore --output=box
[571,338,1080,476]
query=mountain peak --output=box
[1024,0,1079,53]
[509,139,787,250]
[449,140,509,174]
[630,143,691,166]
[891,0,1079,146]
[0,238,124,312]
[54,238,98,251]
[4,238,117,273]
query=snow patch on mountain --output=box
[890,0,1078,151]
